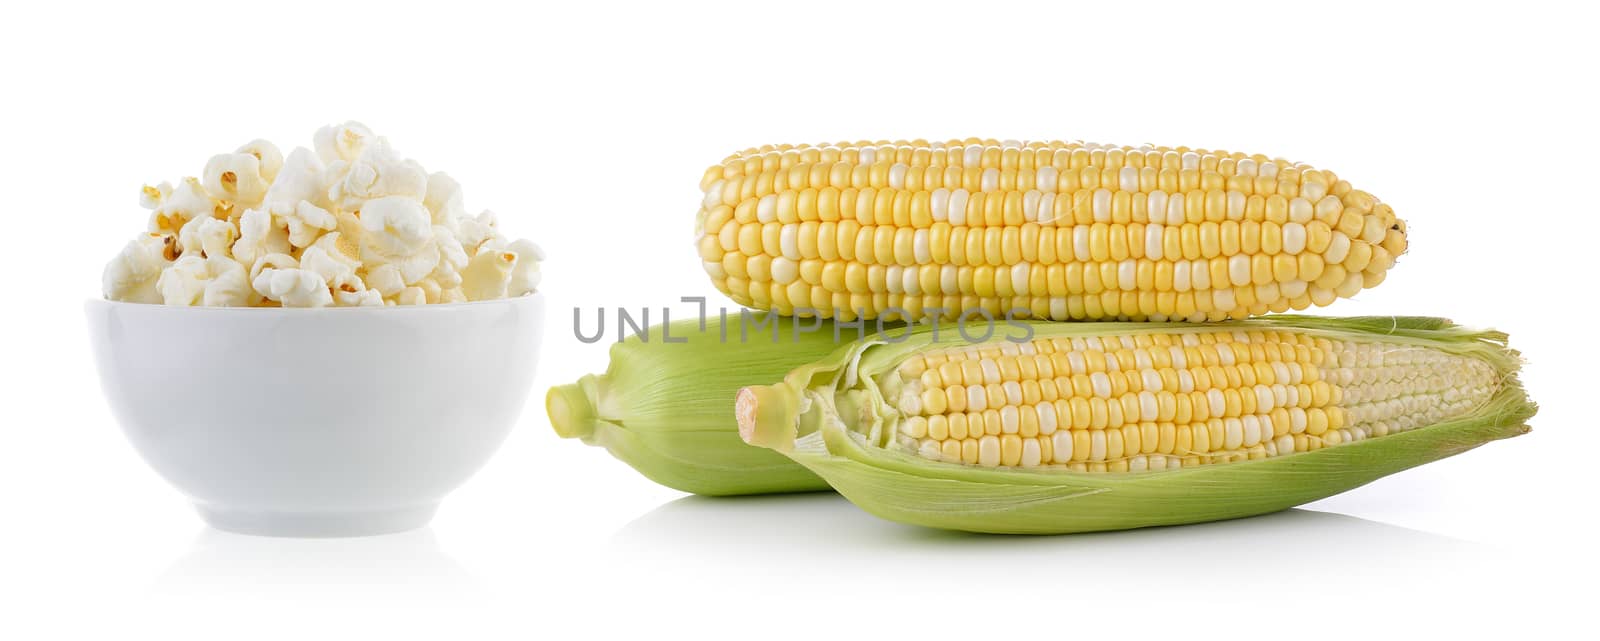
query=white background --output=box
[2,0,1594,638]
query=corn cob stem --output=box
[735,385,799,450]
[547,378,600,439]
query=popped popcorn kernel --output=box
[232,206,291,268]
[203,152,272,209]
[246,252,299,291]
[313,121,375,164]
[424,172,466,227]
[140,182,172,210]
[417,278,444,304]
[393,286,427,306]
[331,274,384,307]
[364,263,406,297]
[176,216,238,260]
[157,255,251,307]
[235,139,284,183]
[329,140,427,210]
[300,233,361,285]
[261,147,332,244]
[202,258,254,307]
[253,267,333,308]
[456,210,501,255]
[359,196,439,285]
[156,255,211,306]
[148,178,215,235]
[438,287,467,304]
[460,249,517,301]
[503,238,545,297]
[103,233,174,304]
[285,201,337,248]
[103,121,542,306]
[430,227,469,288]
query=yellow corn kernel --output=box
[701,140,1404,322]
[873,323,1502,473]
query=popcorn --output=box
[364,263,406,297]
[328,139,427,210]
[424,172,466,227]
[140,182,171,210]
[439,287,467,304]
[198,218,239,259]
[455,210,501,254]
[156,256,251,307]
[102,233,174,304]
[260,148,334,248]
[330,208,365,252]
[252,266,333,308]
[202,258,253,307]
[359,196,438,284]
[331,274,384,307]
[430,227,469,288]
[203,151,272,209]
[460,248,517,301]
[263,148,328,208]
[284,201,337,248]
[481,236,544,294]
[176,216,237,259]
[246,252,299,288]
[232,206,292,268]
[313,121,375,164]
[147,177,215,235]
[234,139,284,183]
[417,278,443,304]
[503,238,545,297]
[156,255,210,306]
[299,232,361,284]
[393,286,427,306]
[104,121,543,307]
[411,278,467,305]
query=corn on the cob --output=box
[549,314,877,496]
[736,316,1532,534]
[696,140,1405,322]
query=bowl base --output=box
[195,503,439,538]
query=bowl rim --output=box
[85,291,544,313]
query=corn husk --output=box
[737,316,1536,534]
[549,313,890,496]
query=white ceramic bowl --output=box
[85,295,545,537]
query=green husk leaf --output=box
[549,312,893,496]
[740,316,1536,534]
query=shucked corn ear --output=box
[697,140,1405,322]
[737,316,1533,534]
[548,313,888,496]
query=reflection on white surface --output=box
[613,493,1507,598]
[153,527,481,601]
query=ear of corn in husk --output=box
[736,316,1534,534]
[550,312,899,496]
